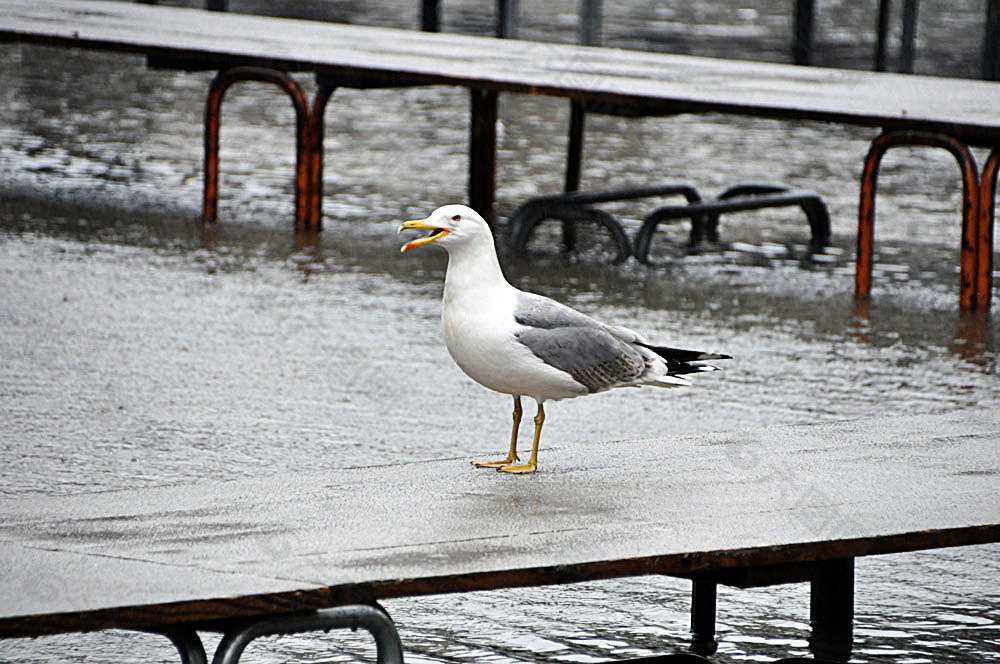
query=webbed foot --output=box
[472,455,519,469]
[497,460,536,474]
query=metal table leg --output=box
[689,579,718,656]
[469,88,498,226]
[809,558,854,662]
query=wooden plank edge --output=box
[2,523,998,640]
[2,30,1000,145]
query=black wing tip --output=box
[640,344,733,363]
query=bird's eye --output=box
[451,214,462,222]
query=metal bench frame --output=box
[146,604,404,664]
[506,183,702,262]
[505,183,832,264]
[634,183,832,263]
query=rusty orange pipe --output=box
[977,147,999,310]
[204,66,311,230]
[306,85,337,233]
[856,130,980,309]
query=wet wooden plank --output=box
[1,410,998,638]
[3,0,1000,144]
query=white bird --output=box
[399,204,730,474]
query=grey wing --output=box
[515,291,650,343]
[512,292,606,330]
[513,293,647,392]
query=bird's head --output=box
[398,204,491,253]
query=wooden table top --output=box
[1,410,998,638]
[3,0,1000,144]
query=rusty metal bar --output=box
[856,130,980,309]
[307,84,337,233]
[203,66,311,230]
[469,88,498,226]
[977,147,999,309]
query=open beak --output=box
[398,218,450,252]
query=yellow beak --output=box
[399,218,450,252]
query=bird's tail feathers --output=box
[638,343,731,377]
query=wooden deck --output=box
[3,0,1000,143]
[2,409,998,648]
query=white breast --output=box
[441,286,585,401]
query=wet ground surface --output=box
[1,0,999,662]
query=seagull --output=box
[399,204,730,474]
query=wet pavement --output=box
[1,0,999,662]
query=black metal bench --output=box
[633,183,832,263]
[505,183,831,263]
[505,183,702,262]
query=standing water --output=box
[1,0,998,662]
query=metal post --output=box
[984,0,1000,80]
[875,0,892,71]
[793,0,815,65]
[564,101,586,194]
[562,0,602,246]
[809,559,854,662]
[579,0,602,47]
[564,0,601,193]
[497,0,519,38]
[689,580,718,656]
[420,0,440,32]
[421,0,440,31]
[562,101,583,255]
[469,88,498,226]
[977,148,999,309]
[307,84,337,233]
[899,0,919,73]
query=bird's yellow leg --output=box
[472,396,522,468]
[499,403,543,474]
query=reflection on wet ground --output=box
[1,0,998,661]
